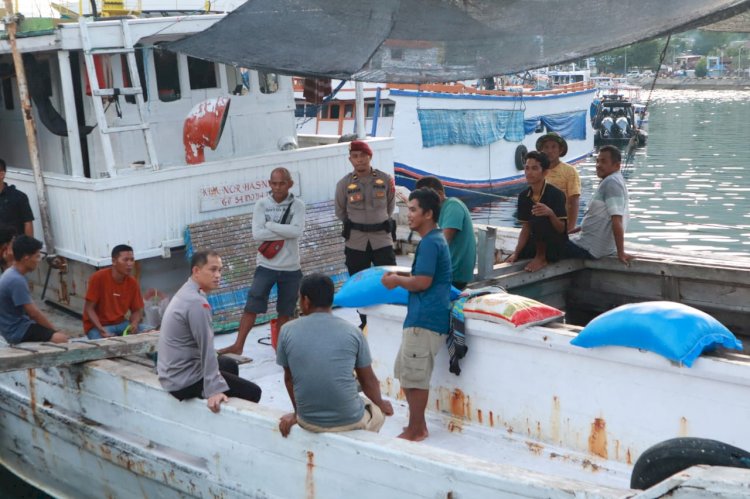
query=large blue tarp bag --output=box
[334,266,460,308]
[571,301,742,367]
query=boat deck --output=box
[211,308,632,491]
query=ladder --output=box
[79,18,158,177]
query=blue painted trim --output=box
[389,88,596,102]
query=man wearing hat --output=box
[335,140,396,328]
[536,133,581,232]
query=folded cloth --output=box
[447,286,503,375]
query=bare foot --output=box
[398,428,429,441]
[524,258,548,273]
[217,344,244,356]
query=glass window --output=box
[329,104,340,119]
[153,45,180,102]
[295,104,305,117]
[344,104,353,118]
[258,71,279,94]
[382,103,395,117]
[121,46,149,103]
[365,103,375,118]
[227,66,251,95]
[187,56,217,89]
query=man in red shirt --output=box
[83,244,147,339]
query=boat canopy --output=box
[169,0,750,83]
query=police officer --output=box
[335,140,396,327]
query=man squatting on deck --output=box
[563,145,634,265]
[0,236,68,344]
[336,140,397,328]
[382,188,452,441]
[84,244,150,339]
[219,167,305,355]
[505,151,569,272]
[157,251,261,413]
[277,273,393,437]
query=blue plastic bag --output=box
[334,266,460,308]
[571,301,742,367]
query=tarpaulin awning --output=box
[168,0,750,83]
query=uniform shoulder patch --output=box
[347,183,358,190]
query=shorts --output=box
[394,327,445,390]
[244,266,302,317]
[21,323,55,343]
[297,398,385,434]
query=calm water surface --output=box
[472,89,750,257]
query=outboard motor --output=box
[601,116,614,137]
[616,116,630,137]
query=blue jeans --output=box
[86,320,153,339]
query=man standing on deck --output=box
[83,244,148,339]
[219,167,305,355]
[0,158,34,237]
[158,250,262,413]
[536,133,581,232]
[381,188,452,441]
[563,145,634,264]
[277,273,393,437]
[415,176,476,289]
[336,140,397,329]
[0,236,68,344]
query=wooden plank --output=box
[0,332,158,373]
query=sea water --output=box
[472,89,750,258]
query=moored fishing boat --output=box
[294,79,597,202]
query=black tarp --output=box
[169,0,750,83]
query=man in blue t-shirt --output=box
[382,188,452,441]
[277,273,393,437]
[0,236,68,345]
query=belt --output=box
[350,220,390,232]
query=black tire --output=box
[514,144,528,171]
[631,437,750,489]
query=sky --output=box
[12,1,246,17]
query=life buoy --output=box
[514,144,528,171]
[84,55,113,96]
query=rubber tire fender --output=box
[630,437,750,490]
[515,144,528,171]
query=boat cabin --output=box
[0,15,392,298]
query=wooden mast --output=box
[2,0,56,254]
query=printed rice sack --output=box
[462,292,564,328]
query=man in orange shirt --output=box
[83,244,147,339]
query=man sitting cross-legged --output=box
[277,273,393,437]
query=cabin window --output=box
[390,48,404,61]
[227,66,251,95]
[153,45,180,102]
[365,101,395,118]
[259,71,279,94]
[327,103,340,120]
[1,78,13,110]
[344,104,353,118]
[382,103,395,117]
[188,57,218,90]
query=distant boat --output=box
[591,94,648,148]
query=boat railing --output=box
[387,81,594,96]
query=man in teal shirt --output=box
[415,177,476,289]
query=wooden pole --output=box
[2,0,56,254]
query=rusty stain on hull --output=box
[588,418,608,459]
[489,410,494,428]
[477,409,483,425]
[679,416,689,437]
[447,419,463,433]
[306,450,315,499]
[626,448,632,465]
[449,388,469,420]
[550,396,561,443]
[526,441,544,455]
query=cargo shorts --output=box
[394,327,445,390]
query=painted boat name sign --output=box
[199,173,301,212]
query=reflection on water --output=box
[471,89,750,257]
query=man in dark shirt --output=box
[0,159,34,237]
[506,151,568,272]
